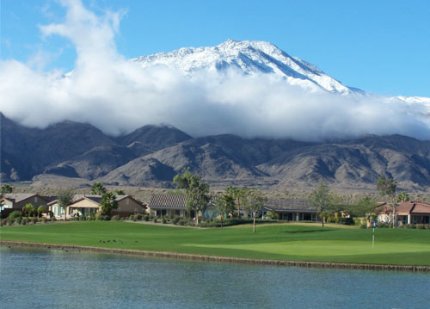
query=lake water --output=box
[1,247,429,309]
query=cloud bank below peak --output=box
[0,0,429,141]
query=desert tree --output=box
[22,203,35,217]
[243,189,266,233]
[58,189,74,221]
[1,184,13,195]
[376,176,397,228]
[397,192,410,203]
[309,182,333,227]
[91,182,107,195]
[114,189,125,195]
[213,192,235,227]
[173,170,210,225]
[226,186,248,218]
[99,192,118,218]
[37,205,47,218]
[352,196,377,217]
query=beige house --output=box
[49,195,145,219]
[375,202,392,224]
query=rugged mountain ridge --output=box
[2,114,429,190]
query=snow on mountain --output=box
[396,96,430,106]
[132,39,356,95]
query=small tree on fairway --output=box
[376,176,397,228]
[91,182,107,195]
[243,190,266,233]
[173,170,210,225]
[99,192,118,219]
[58,189,74,221]
[310,182,333,227]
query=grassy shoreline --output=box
[1,221,429,271]
[2,240,429,272]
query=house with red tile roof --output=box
[376,201,430,225]
[397,201,430,225]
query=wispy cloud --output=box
[0,0,429,141]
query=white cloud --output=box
[0,0,429,141]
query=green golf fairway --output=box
[1,221,429,266]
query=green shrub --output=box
[265,211,279,220]
[135,214,143,221]
[338,217,355,225]
[177,218,190,226]
[162,217,167,224]
[21,218,28,225]
[37,206,47,217]
[153,217,158,223]
[96,214,111,221]
[111,215,120,221]
[8,210,22,220]
[416,224,425,229]
[7,218,14,225]
[31,217,38,224]
[172,216,181,225]
[143,215,149,222]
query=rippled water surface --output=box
[1,247,429,309]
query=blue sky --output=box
[1,0,429,97]
[0,0,429,140]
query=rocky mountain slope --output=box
[2,114,429,190]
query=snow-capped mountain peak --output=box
[132,39,356,95]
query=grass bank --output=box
[1,221,429,267]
